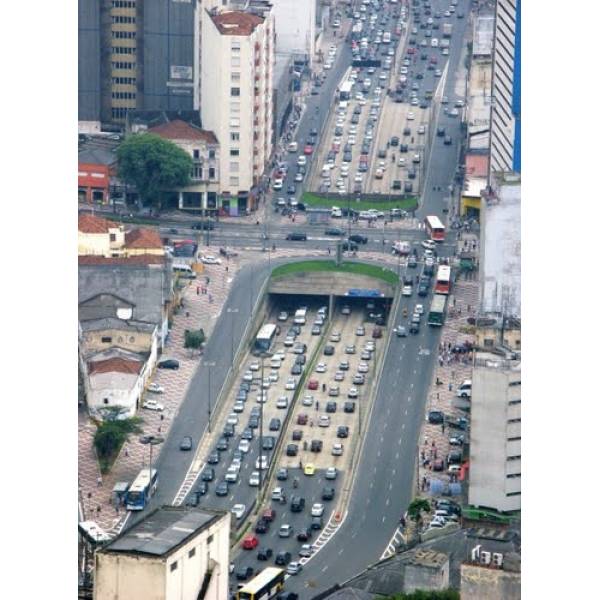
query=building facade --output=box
[201,4,275,215]
[271,0,316,66]
[489,0,521,174]
[79,0,102,123]
[468,353,521,512]
[94,506,230,600]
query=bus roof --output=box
[238,567,284,594]
[295,308,307,316]
[425,215,445,229]
[431,294,447,312]
[129,469,157,493]
[340,81,353,93]
[257,324,277,340]
[437,265,451,281]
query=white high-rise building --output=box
[201,4,274,215]
[271,0,316,66]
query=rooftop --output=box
[78,136,120,166]
[78,254,167,266]
[466,154,489,178]
[78,214,120,234]
[210,10,265,36]
[101,506,225,558]
[149,119,218,145]
[88,356,143,376]
[472,13,494,57]
[126,110,203,133]
[79,317,157,335]
[463,177,487,198]
[124,227,163,249]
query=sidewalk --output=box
[78,259,240,533]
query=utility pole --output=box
[203,361,216,433]
[226,308,239,367]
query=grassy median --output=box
[271,260,399,285]
[301,192,419,212]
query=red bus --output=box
[435,265,452,295]
[424,215,446,242]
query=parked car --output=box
[158,359,179,369]
[179,436,193,451]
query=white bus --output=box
[424,215,446,242]
[254,323,277,353]
[125,468,158,511]
[294,308,307,325]
[339,80,353,101]
[382,31,391,44]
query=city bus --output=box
[236,567,286,600]
[125,468,158,511]
[424,215,446,242]
[294,308,307,325]
[339,80,353,101]
[254,323,277,353]
[434,265,452,295]
[428,294,447,326]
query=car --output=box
[291,496,305,512]
[200,254,221,265]
[310,439,323,453]
[147,382,164,394]
[355,325,366,336]
[334,370,345,382]
[275,551,293,565]
[307,378,319,391]
[344,401,356,414]
[255,455,269,470]
[449,434,465,446]
[248,471,261,486]
[428,410,445,424]
[325,227,344,236]
[339,360,350,371]
[402,285,413,297]
[286,443,299,457]
[345,344,356,354]
[194,481,208,497]
[216,437,229,452]
[231,503,246,519]
[207,450,220,465]
[291,429,303,443]
[257,547,273,561]
[285,378,297,390]
[269,418,281,431]
[353,373,365,385]
[262,436,275,451]
[201,467,215,482]
[276,396,289,409]
[287,562,303,576]
[332,443,344,456]
[236,566,255,581]
[444,135,452,145]
[304,463,316,475]
[286,232,307,241]
[225,468,239,483]
[302,395,314,407]
[157,358,179,370]
[409,322,420,334]
[299,544,315,558]
[326,468,339,482]
[322,487,335,501]
[241,428,253,441]
[278,311,289,322]
[318,415,331,427]
[297,413,309,425]
[315,362,327,374]
[394,325,408,337]
[215,480,229,497]
[348,387,358,399]
[341,305,351,315]
[296,528,312,542]
[142,399,164,411]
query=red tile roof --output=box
[211,10,264,36]
[78,255,166,266]
[149,120,218,144]
[125,227,163,249]
[89,357,143,376]
[465,154,489,178]
[79,214,120,234]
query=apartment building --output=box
[271,0,316,67]
[489,0,521,174]
[468,352,521,513]
[201,3,275,215]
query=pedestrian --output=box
[315,400,319,410]
[97,476,102,488]
[310,419,314,427]
[97,505,101,513]
[448,383,453,391]
[322,383,326,392]
[196,285,200,295]
[299,460,303,469]
[124,446,129,457]
[436,392,439,400]
[328,247,331,255]
[209,294,213,303]
[87,491,92,499]
[160,414,164,421]
[158,426,162,433]
[442,422,445,434]
[421,450,425,461]
[115,505,119,515]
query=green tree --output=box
[117,133,193,209]
[405,498,431,544]
[93,407,143,473]
[184,328,205,355]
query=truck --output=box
[392,241,411,255]
[440,39,450,49]
[442,23,453,38]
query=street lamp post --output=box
[226,308,239,367]
[139,435,164,481]
[203,361,216,433]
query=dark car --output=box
[216,437,229,451]
[337,425,349,438]
[428,410,445,424]
[310,439,323,452]
[186,492,200,507]
[418,283,429,297]
[390,136,399,146]
[408,255,417,268]
[322,487,335,501]
[201,467,215,482]
[323,345,335,356]
[403,127,411,136]
[255,519,270,534]
[248,415,259,429]
[349,234,368,244]
[223,424,235,438]
[241,428,253,441]
[179,436,193,451]
[297,528,312,542]
[257,548,273,561]
[291,363,303,375]
[341,240,359,251]
[405,182,413,193]
[291,496,305,512]
[277,593,299,600]
[311,516,323,530]
[195,481,208,497]
[287,444,298,456]
[326,401,337,413]
[400,143,408,153]
[409,322,420,334]
[325,227,344,236]
[158,359,179,369]
[392,179,402,190]
[207,451,220,464]
[287,184,296,195]
[437,126,446,137]
[262,436,275,451]
[344,401,356,413]
[292,429,303,441]
[269,418,281,432]
[236,566,254,581]
[286,232,307,241]
[275,551,293,566]
[444,135,452,145]
[215,481,229,496]
[295,354,306,365]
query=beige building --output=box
[461,548,521,600]
[94,506,230,600]
[201,4,275,215]
[469,352,521,513]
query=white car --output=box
[348,387,358,399]
[278,311,289,322]
[407,112,415,120]
[297,155,307,166]
[269,371,279,383]
[270,357,282,369]
[316,362,327,373]
[354,174,363,183]
[231,504,246,519]
[422,239,436,250]
[358,362,369,373]
[255,456,269,470]
[142,399,164,411]
[200,254,221,265]
[311,503,325,517]
[225,468,238,483]
[227,413,239,425]
[249,361,260,371]
[239,439,250,453]
[255,392,267,403]
[402,285,413,297]
[302,395,314,407]
[248,471,260,486]
[147,383,164,394]
[279,523,293,538]
[285,378,297,390]
[332,443,344,456]
[318,415,331,427]
[277,396,289,409]
[233,401,245,413]
[271,487,284,501]
[418,125,426,134]
[330,331,342,342]
[415,304,424,315]
[334,371,345,382]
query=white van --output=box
[331,206,342,218]
[456,380,472,398]
[173,264,196,278]
[431,38,439,48]
[287,141,298,152]
[322,165,333,178]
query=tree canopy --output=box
[117,133,192,208]
[93,407,143,472]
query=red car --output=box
[407,47,416,54]
[297,413,308,425]
[242,535,259,550]
[307,379,319,390]
[430,56,438,64]
[304,145,313,155]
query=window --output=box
[507,418,521,424]
[112,15,136,23]
[230,87,240,97]
[208,149,216,159]
[103,398,109,404]
[483,338,494,347]
[112,91,136,99]
[508,380,521,387]
[192,165,203,180]
[112,31,136,39]
[231,41,241,51]
[109,234,116,242]
[193,149,200,159]
[506,491,521,497]
[229,176,239,186]
[508,399,521,405]
[231,57,241,67]
[170,561,178,572]
[112,47,136,55]
[230,132,240,141]
[188,547,196,558]
[230,162,239,172]
[507,436,521,442]
[207,535,214,544]
[208,167,215,179]
[506,473,521,479]
[112,107,127,119]
[101,336,112,343]
[230,102,240,113]
[112,77,136,85]
[507,455,521,461]
[231,72,240,82]
[112,0,136,7]
[230,148,239,157]
[112,61,136,70]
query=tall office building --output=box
[201,3,275,214]
[79,0,102,124]
[489,0,521,173]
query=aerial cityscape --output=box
[77,0,521,598]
